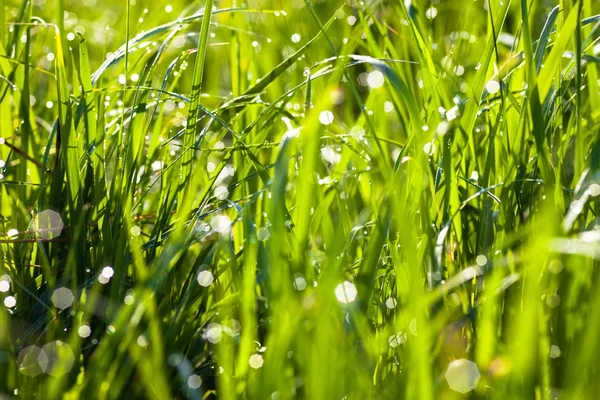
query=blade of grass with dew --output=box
[180,0,214,207]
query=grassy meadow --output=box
[1,0,600,398]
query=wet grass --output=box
[1,0,600,398]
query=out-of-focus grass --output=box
[1,0,600,398]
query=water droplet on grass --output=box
[367,71,385,89]
[588,183,600,197]
[197,271,214,287]
[32,210,64,240]
[39,341,75,376]
[548,260,563,274]
[257,227,270,241]
[249,354,264,369]
[319,111,334,125]
[475,255,487,266]
[101,267,114,280]
[550,345,561,359]
[214,186,229,200]
[385,298,397,309]
[206,323,223,343]
[293,274,307,291]
[423,142,436,155]
[18,346,45,377]
[188,375,202,389]
[546,294,560,308]
[445,359,480,393]
[210,215,232,235]
[51,288,74,309]
[4,296,16,308]
[485,80,501,94]
[436,121,449,135]
[335,281,357,304]
[0,276,10,293]
[388,332,406,347]
[137,335,148,347]
[78,325,91,338]
[425,7,438,19]
[130,226,142,237]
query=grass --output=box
[1,0,600,398]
